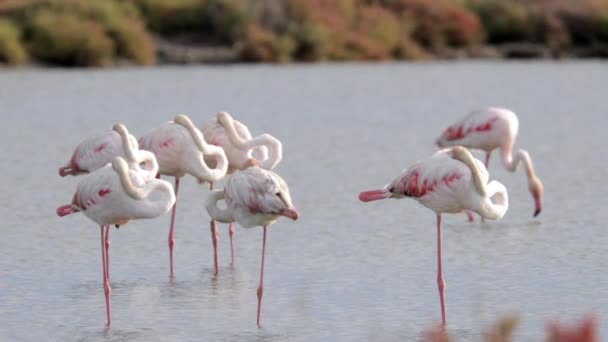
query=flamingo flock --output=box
[57,107,544,329]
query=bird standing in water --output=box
[139,114,228,276]
[57,156,175,327]
[59,123,157,180]
[201,111,283,267]
[435,107,543,217]
[205,160,298,327]
[359,146,509,324]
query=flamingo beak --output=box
[534,197,542,217]
[280,207,299,220]
[359,189,390,202]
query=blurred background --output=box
[0,0,607,67]
[0,1,606,341]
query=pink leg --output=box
[229,223,235,266]
[436,215,446,325]
[257,226,268,327]
[465,210,475,222]
[484,152,491,169]
[209,182,214,191]
[210,220,219,275]
[105,226,111,281]
[168,177,180,277]
[100,226,111,327]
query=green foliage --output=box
[27,10,115,66]
[135,0,248,43]
[2,0,608,66]
[23,0,154,66]
[287,21,329,61]
[0,19,28,64]
[135,0,206,35]
[473,0,530,43]
[107,18,156,65]
[238,24,295,62]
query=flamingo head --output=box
[238,167,299,221]
[216,111,233,126]
[529,176,544,217]
[271,174,299,221]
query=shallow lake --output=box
[0,61,606,341]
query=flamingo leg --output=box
[229,223,235,266]
[105,226,111,281]
[465,210,475,222]
[479,152,491,223]
[210,220,220,275]
[436,214,446,325]
[168,177,180,277]
[100,226,111,327]
[256,226,268,327]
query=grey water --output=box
[0,61,606,341]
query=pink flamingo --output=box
[59,124,156,179]
[435,107,544,217]
[205,160,299,327]
[57,156,176,326]
[139,114,228,276]
[201,111,282,266]
[359,146,508,324]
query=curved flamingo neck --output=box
[113,124,137,162]
[217,112,282,170]
[473,180,509,220]
[174,114,228,182]
[501,148,537,182]
[205,190,235,223]
[449,146,487,196]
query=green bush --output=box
[0,19,27,64]
[474,0,531,43]
[107,18,156,65]
[238,24,295,62]
[135,0,207,35]
[136,0,248,44]
[23,1,155,65]
[27,11,115,66]
[287,21,329,61]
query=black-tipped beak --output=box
[533,208,541,217]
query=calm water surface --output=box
[0,62,606,341]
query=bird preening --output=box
[435,107,543,218]
[56,107,542,329]
[56,112,295,327]
[359,146,509,324]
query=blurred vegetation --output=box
[0,19,27,64]
[0,0,607,66]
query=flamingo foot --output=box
[257,285,264,328]
[104,279,112,327]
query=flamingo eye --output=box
[276,192,281,197]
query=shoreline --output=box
[3,41,606,69]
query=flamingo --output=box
[138,114,228,276]
[201,111,283,266]
[204,160,299,327]
[57,156,176,326]
[435,107,543,217]
[359,146,508,324]
[59,123,156,179]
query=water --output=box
[0,62,606,341]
